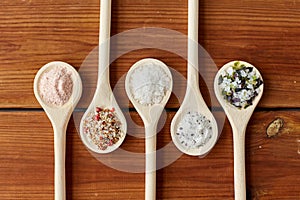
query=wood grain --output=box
[0,0,299,108]
[0,0,300,199]
[0,111,299,199]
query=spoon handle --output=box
[187,0,199,87]
[233,126,246,200]
[145,124,157,200]
[98,0,111,87]
[53,125,67,200]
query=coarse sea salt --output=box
[128,61,171,106]
[38,66,73,106]
[176,111,213,149]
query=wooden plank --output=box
[0,111,299,199]
[0,0,300,108]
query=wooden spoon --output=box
[33,61,82,200]
[125,58,173,200]
[214,61,264,200]
[170,0,218,156]
[79,0,127,153]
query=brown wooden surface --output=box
[0,0,300,199]
[0,111,299,199]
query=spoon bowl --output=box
[33,61,82,200]
[214,60,264,200]
[79,90,127,154]
[79,0,127,154]
[214,61,264,122]
[125,58,173,200]
[170,90,219,156]
[34,61,82,122]
[125,58,173,125]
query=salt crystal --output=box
[176,111,213,149]
[129,61,171,106]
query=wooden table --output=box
[0,0,299,199]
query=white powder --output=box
[129,61,171,106]
[176,111,213,149]
[38,66,73,106]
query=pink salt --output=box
[38,66,73,106]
